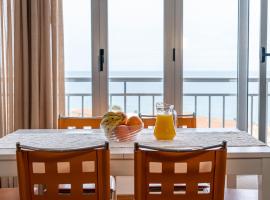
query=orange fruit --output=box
[114,125,129,141]
[128,125,141,133]
[126,116,143,127]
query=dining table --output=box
[0,128,270,200]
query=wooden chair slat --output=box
[58,116,102,129]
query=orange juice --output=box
[154,114,176,140]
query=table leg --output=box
[227,175,237,188]
[259,158,270,200]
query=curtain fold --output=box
[0,0,14,137]
[14,0,65,130]
[0,0,65,138]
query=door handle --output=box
[261,47,270,63]
[99,49,104,71]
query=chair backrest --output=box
[58,116,102,129]
[134,142,227,200]
[177,113,196,128]
[16,142,110,200]
[139,113,197,128]
[139,116,156,128]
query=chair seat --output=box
[0,188,19,200]
[225,189,257,200]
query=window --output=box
[62,0,270,141]
[63,0,92,117]
[183,0,238,128]
[108,0,164,114]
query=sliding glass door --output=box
[250,0,270,143]
[107,0,164,114]
[63,0,108,116]
[267,1,270,144]
[62,0,270,143]
[182,0,238,128]
[259,0,270,143]
[62,0,171,117]
[63,0,93,117]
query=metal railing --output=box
[65,77,262,135]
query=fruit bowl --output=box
[103,124,143,142]
[101,112,144,142]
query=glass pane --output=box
[183,0,238,128]
[267,1,270,143]
[63,0,92,117]
[108,0,164,114]
[248,0,260,139]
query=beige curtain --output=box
[0,0,65,187]
[0,0,14,138]
[14,0,65,130]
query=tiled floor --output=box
[237,175,258,189]
[116,176,259,200]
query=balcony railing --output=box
[65,77,262,135]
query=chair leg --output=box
[110,175,116,200]
[111,190,116,200]
[227,175,237,189]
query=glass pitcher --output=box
[154,103,177,140]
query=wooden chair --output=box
[134,141,227,200]
[177,113,196,128]
[16,142,110,200]
[58,116,102,129]
[139,113,197,128]
[139,115,156,128]
[57,116,116,199]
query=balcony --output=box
[65,77,262,138]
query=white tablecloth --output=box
[0,128,266,150]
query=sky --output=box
[63,0,261,74]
